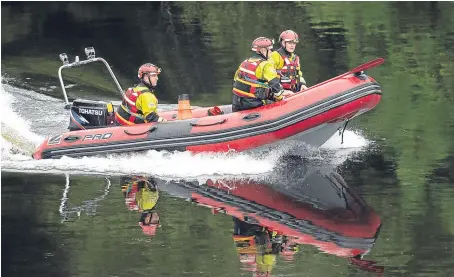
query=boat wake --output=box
[1,81,371,178]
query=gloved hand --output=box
[282,90,294,97]
[298,85,308,93]
[273,90,284,101]
[145,112,158,123]
[296,76,307,91]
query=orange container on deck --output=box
[177,94,193,120]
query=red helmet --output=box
[251,37,274,52]
[139,222,158,236]
[138,63,162,79]
[279,30,299,43]
[139,211,160,236]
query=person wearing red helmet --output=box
[232,37,293,112]
[121,176,161,237]
[232,217,294,277]
[115,63,166,125]
[270,30,307,93]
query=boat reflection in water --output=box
[117,160,384,276]
[57,160,383,275]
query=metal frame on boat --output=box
[58,47,124,108]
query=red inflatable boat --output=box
[32,50,384,159]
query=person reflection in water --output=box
[121,176,160,237]
[232,217,299,277]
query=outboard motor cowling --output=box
[68,99,116,131]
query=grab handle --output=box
[124,126,157,136]
[190,119,227,127]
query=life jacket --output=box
[276,48,300,91]
[232,58,270,99]
[115,85,151,125]
[123,182,140,211]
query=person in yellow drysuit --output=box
[121,176,160,236]
[232,217,299,277]
[115,63,166,125]
[232,37,293,112]
[269,30,307,93]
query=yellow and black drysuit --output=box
[232,54,285,112]
[115,82,162,125]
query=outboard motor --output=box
[68,99,116,131]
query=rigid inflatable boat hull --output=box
[32,75,382,159]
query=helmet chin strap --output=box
[282,43,292,55]
[147,75,152,86]
[259,48,269,59]
[142,74,155,89]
